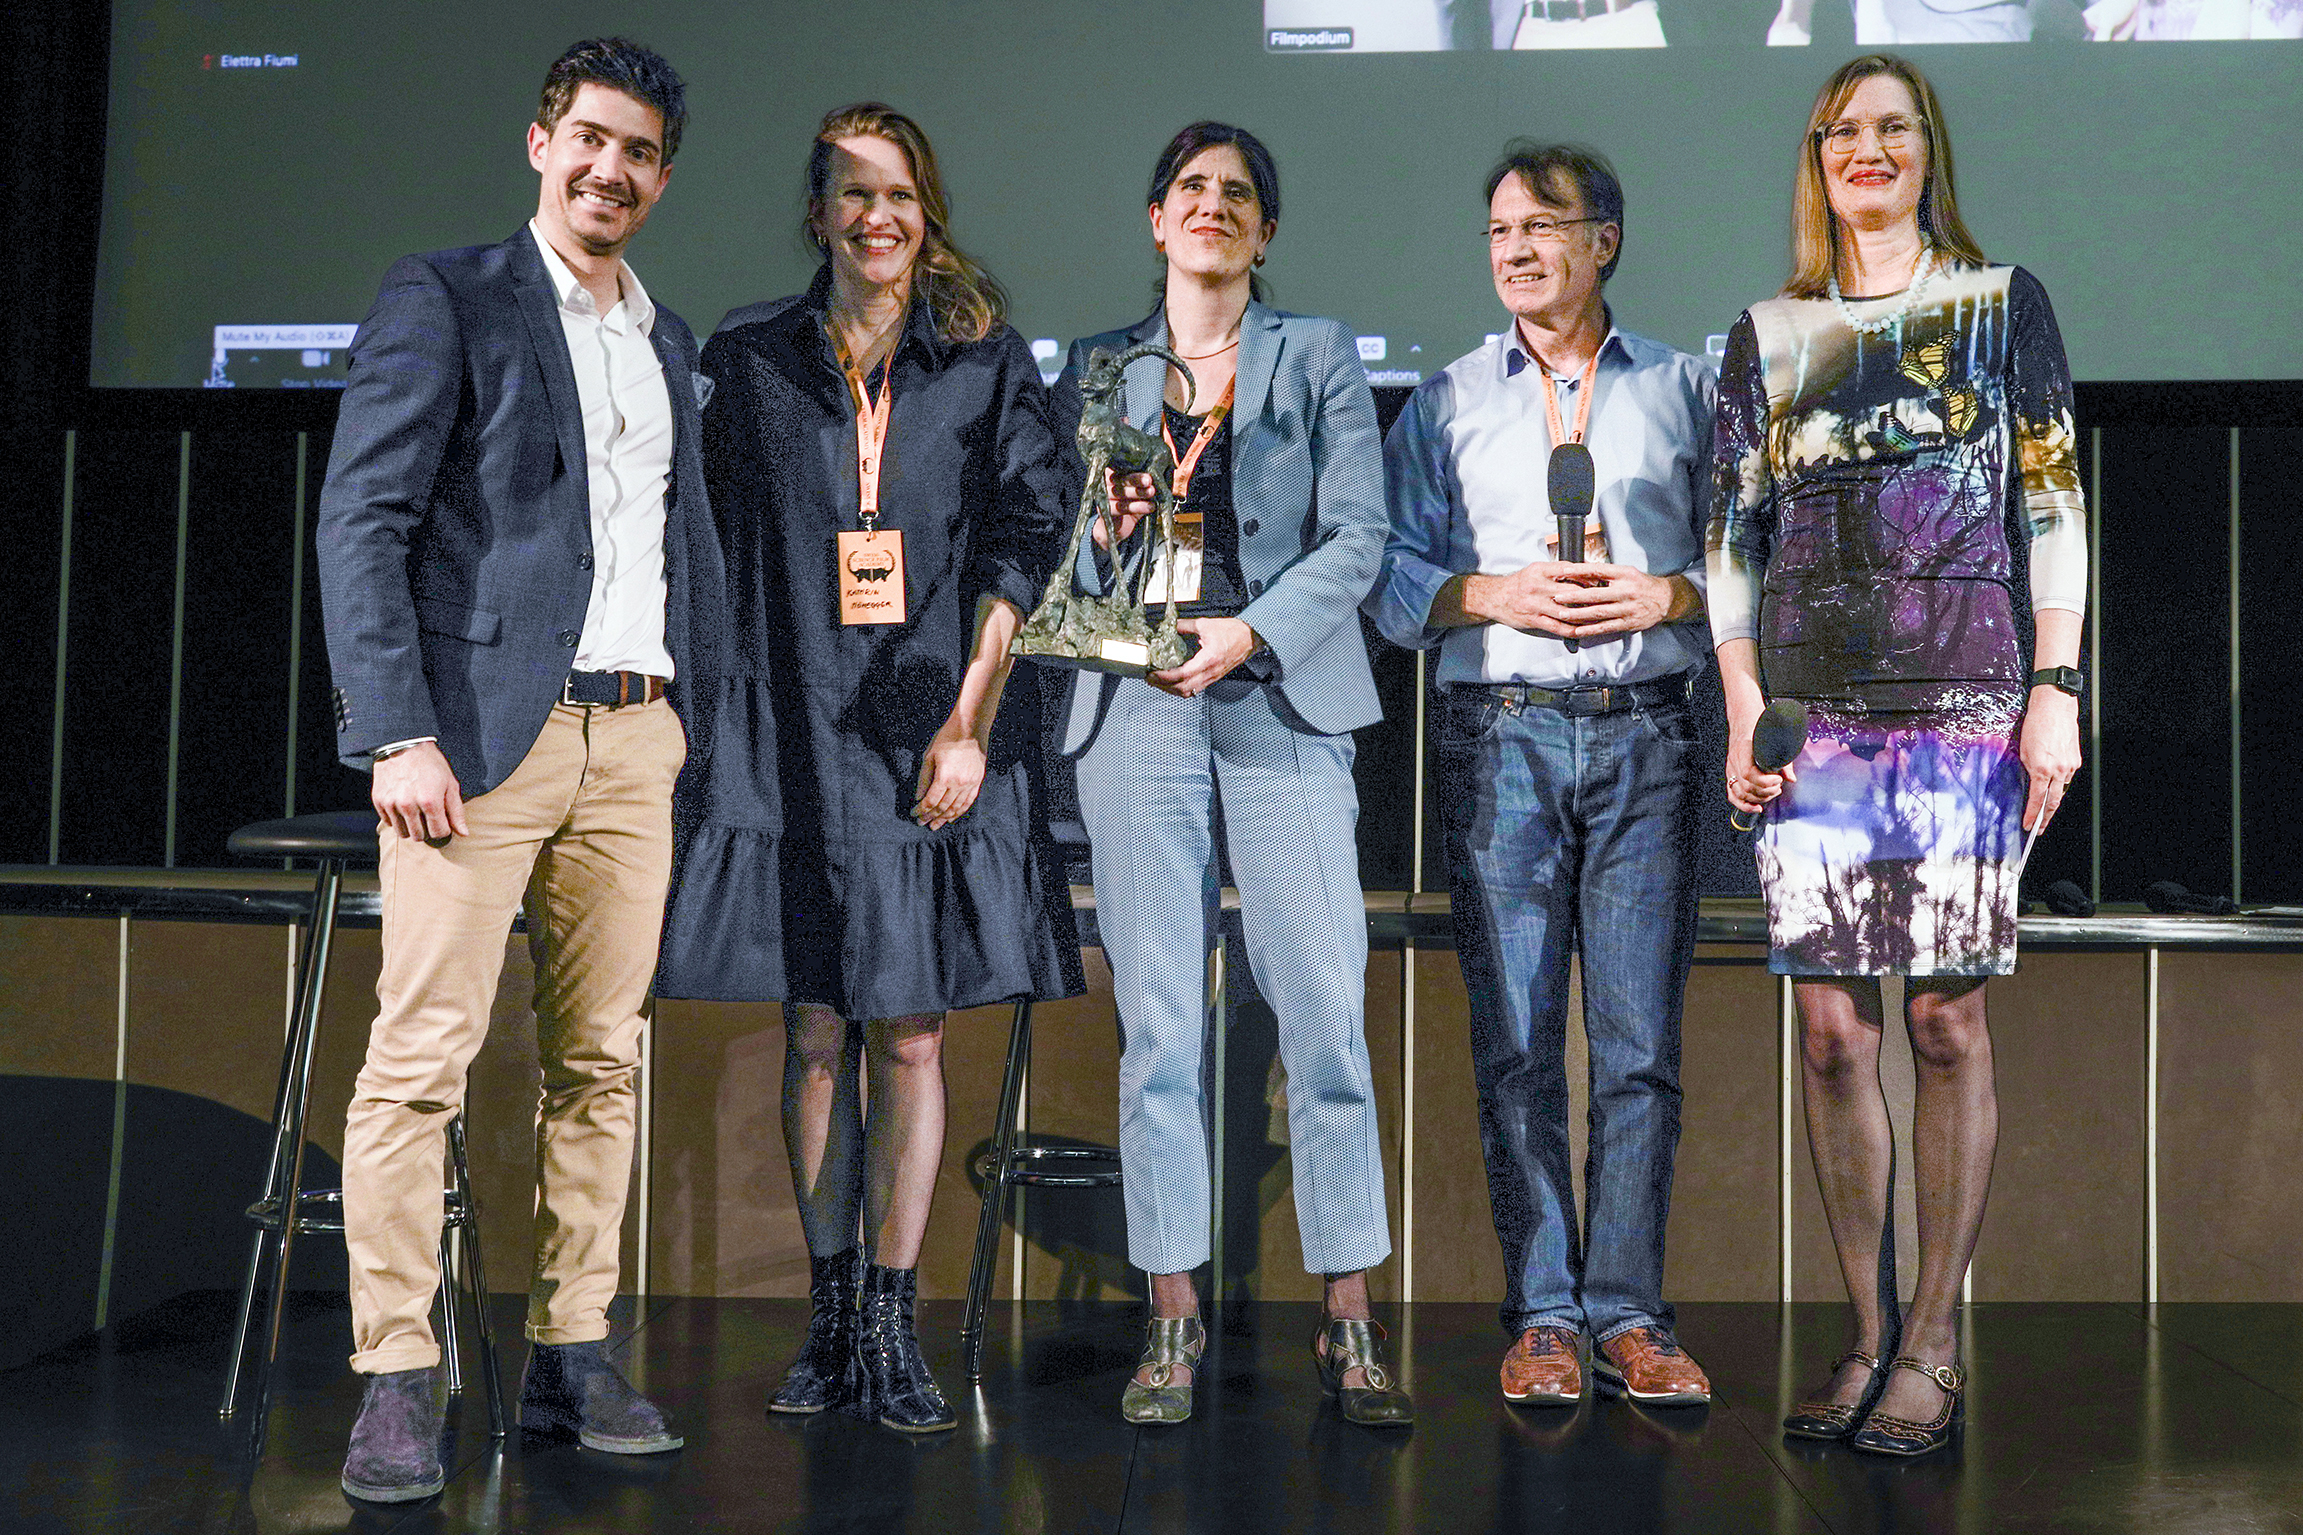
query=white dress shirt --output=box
[530,221,675,680]
[1369,322,1716,689]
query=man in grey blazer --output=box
[316,38,721,1501]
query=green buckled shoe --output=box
[1120,1315,1205,1425]
[1312,1314,1415,1428]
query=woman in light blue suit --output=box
[1054,121,1408,1428]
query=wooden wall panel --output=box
[2158,951,2303,1303]
[124,920,290,1121]
[1973,951,2148,1301]
[647,998,798,1299]
[1668,952,1781,1301]
[9,911,2303,1313]
[0,915,121,1080]
[1408,946,1504,1307]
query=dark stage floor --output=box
[8,1293,2303,1534]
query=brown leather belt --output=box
[561,670,667,708]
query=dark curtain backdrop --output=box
[9,0,110,428]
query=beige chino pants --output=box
[343,698,685,1374]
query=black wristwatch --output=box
[2029,666,2085,698]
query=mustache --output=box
[568,178,634,207]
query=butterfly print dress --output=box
[1707,264,2088,976]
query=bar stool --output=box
[216,811,506,1438]
[960,1000,1123,1382]
[959,819,1122,1382]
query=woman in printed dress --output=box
[1708,54,2087,1456]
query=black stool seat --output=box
[226,810,381,861]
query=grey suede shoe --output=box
[340,1366,446,1503]
[519,1341,684,1454]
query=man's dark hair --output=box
[536,38,688,163]
[1147,121,1282,304]
[1483,141,1624,282]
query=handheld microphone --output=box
[2144,881,2241,917]
[1548,442,1595,654]
[2043,880,2096,918]
[1730,698,1809,833]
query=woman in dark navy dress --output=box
[657,103,1079,1433]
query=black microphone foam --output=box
[1549,442,1595,652]
[2144,881,2240,917]
[1751,699,1810,774]
[1547,441,1595,557]
[1730,699,1810,833]
[2044,880,2096,918]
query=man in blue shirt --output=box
[1367,141,1716,1409]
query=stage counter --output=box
[5,867,2298,1367]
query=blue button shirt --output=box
[1367,323,1716,688]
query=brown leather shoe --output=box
[1500,1325,1583,1405]
[1593,1326,1711,1407]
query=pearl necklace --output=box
[1829,245,1936,336]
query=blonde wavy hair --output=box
[805,103,1007,346]
[1783,55,1986,300]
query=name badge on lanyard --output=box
[1144,378,1235,606]
[1538,349,1608,562]
[839,353,907,626]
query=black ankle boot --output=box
[769,1248,860,1414]
[518,1340,684,1453]
[844,1263,955,1433]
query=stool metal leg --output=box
[219,900,326,1419]
[437,1224,464,1396]
[447,1113,508,1438]
[961,1001,1032,1383]
[220,857,344,1420]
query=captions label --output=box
[1267,27,1354,49]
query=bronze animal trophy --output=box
[1011,343,1195,677]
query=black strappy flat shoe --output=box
[1848,1356,1964,1457]
[1781,1349,1885,1441]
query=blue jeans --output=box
[1438,681,1700,1341]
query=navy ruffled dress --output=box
[656,270,1083,1016]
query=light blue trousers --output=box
[1077,676,1391,1277]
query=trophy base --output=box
[1011,641,1154,679]
[1011,609,1192,680]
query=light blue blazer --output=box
[1056,301,1388,752]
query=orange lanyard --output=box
[1536,346,1599,448]
[1160,378,1236,503]
[844,352,894,532]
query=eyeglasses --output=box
[1815,115,1923,154]
[1486,215,1605,246]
